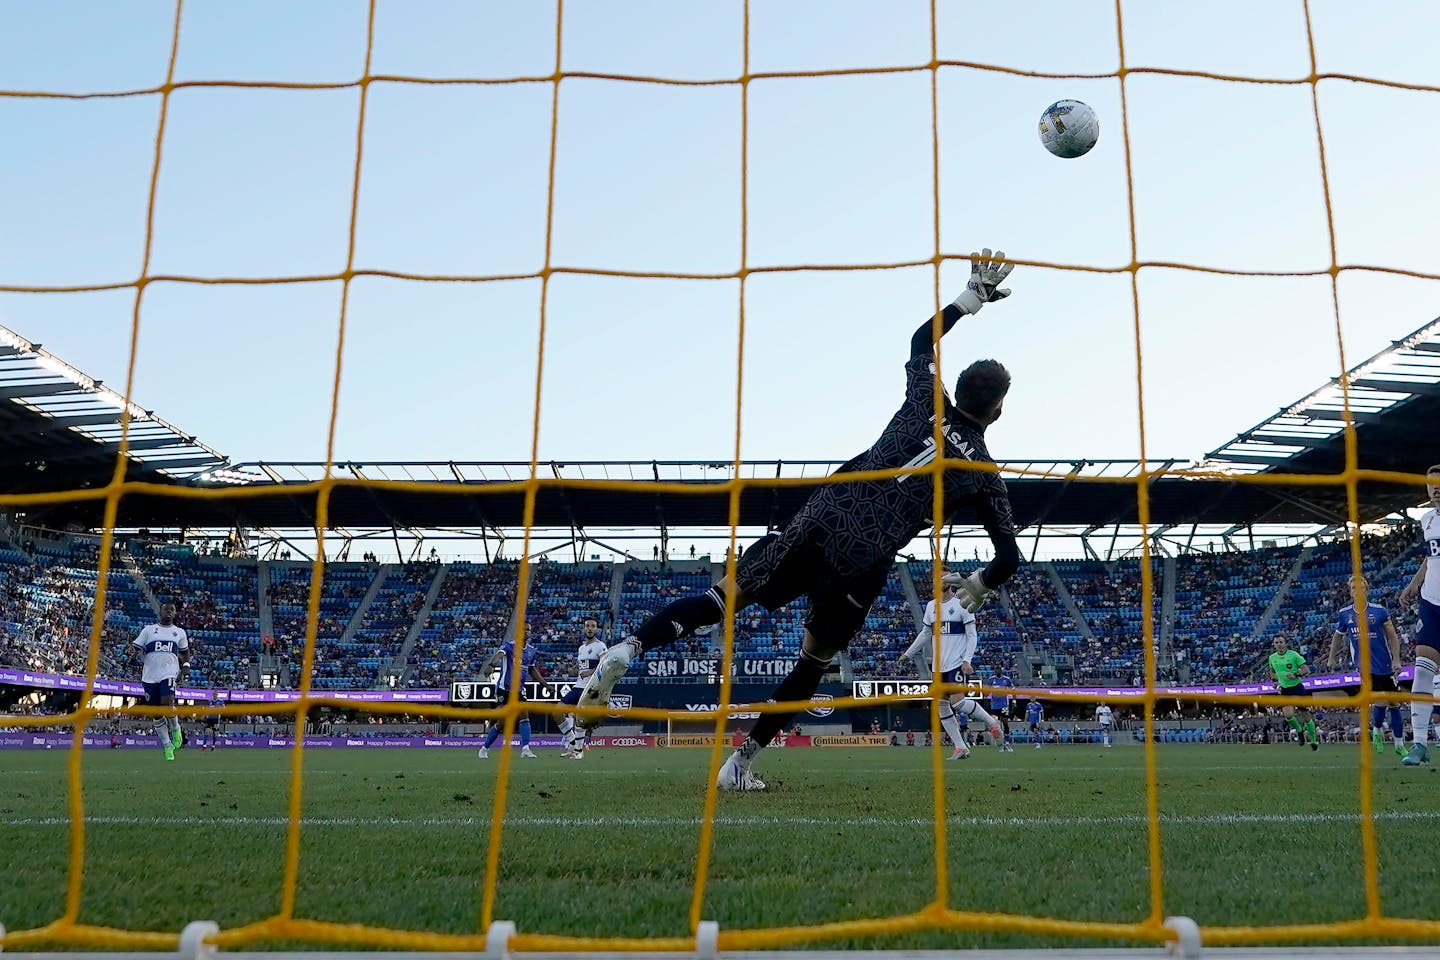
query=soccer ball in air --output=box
[1038,99,1099,159]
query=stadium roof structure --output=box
[1195,314,1440,519]
[6,319,1437,541]
[0,323,230,492]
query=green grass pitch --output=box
[1,743,1437,949]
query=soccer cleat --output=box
[1372,729,1384,752]
[520,746,537,758]
[171,728,183,749]
[575,639,638,730]
[1402,742,1431,766]
[948,746,970,761]
[987,719,1003,742]
[1396,742,1409,758]
[717,752,766,792]
[1310,740,1319,751]
[163,746,175,761]
[477,747,489,759]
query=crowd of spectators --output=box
[0,524,1430,698]
[1063,560,1161,685]
[407,561,519,688]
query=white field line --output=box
[0,763,1372,776]
[4,811,1439,830]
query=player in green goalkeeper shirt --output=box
[1268,636,1318,751]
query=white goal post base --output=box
[6,917,1440,960]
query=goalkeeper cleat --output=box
[1372,728,1384,752]
[163,746,175,762]
[477,747,488,759]
[717,752,766,792]
[520,746,537,758]
[576,639,638,730]
[1402,742,1431,766]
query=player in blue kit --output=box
[477,636,546,759]
[1025,698,1043,749]
[1328,576,1405,755]
[989,669,1014,752]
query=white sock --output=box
[958,698,995,729]
[154,720,170,751]
[167,716,180,735]
[938,706,964,749]
[1411,656,1437,745]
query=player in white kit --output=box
[560,616,609,759]
[1398,466,1440,766]
[129,602,189,762]
[1096,703,1114,747]
[901,575,1003,760]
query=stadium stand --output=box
[407,560,519,688]
[0,524,1428,692]
[128,543,260,688]
[617,563,716,662]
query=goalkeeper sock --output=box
[937,701,964,749]
[633,588,727,653]
[1287,716,1303,735]
[744,649,828,750]
[1411,656,1437,744]
[518,719,531,748]
[1305,719,1316,744]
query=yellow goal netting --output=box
[0,0,1437,953]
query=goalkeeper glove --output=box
[947,571,993,614]
[951,248,1014,316]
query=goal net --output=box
[0,0,1437,957]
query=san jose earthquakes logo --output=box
[805,693,835,718]
[607,694,633,717]
[454,683,473,702]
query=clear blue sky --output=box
[0,0,1437,476]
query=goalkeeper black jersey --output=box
[786,349,1017,581]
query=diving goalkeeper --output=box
[576,250,1024,791]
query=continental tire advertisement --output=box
[810,734,891,747]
